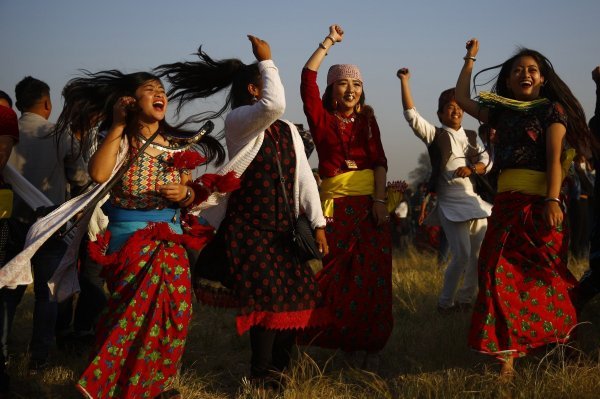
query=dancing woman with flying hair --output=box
[2,67,239,398]
[455,38,596,378]
[156,35,328,383]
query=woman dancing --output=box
[298,24,392,366]
[157,35,329,384]
[12,68,233,398]
[455,38,595,377]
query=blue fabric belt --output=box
[102,202,180,224]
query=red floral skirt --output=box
[300,195,393,352]
[77,223,200,399]
[469,192,577,359]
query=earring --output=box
[251,96,258,103]
[333,99,338,109]
[354,103,361,113]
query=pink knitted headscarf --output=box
[326,64,363,87]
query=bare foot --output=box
[499,357,515,383]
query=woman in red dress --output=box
[53,69,232,398]
[298,25,393,365]
[455,38,596,378]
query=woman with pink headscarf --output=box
[299,24,392,366]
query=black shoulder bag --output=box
[273,142,323,263]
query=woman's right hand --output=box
[465,38,479,58]
[112,96,136,128]
[248,35,271,62]
[396,68,410,81]
[328,24,344,43]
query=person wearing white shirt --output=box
[397,68,492,313]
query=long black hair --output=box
[53,70,225,165]
[155,47,260,121]
[474,48,597,158]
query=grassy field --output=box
[5,247,600,399]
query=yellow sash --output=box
[497,149,575,196]
[0,188,13,219]
[320,170,374,217]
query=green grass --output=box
[6,247,600,398]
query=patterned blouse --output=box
[110,147,181,210]
[489,101,568,172]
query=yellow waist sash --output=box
[497,149,575,196]
[320,170,374,217]
[0,188,13,219]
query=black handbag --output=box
[273,142,323,263]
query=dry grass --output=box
[6,247,600,398]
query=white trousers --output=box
[437,211,487,308]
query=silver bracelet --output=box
[180,186,192,203]
[544,197,561,204]
[325,35,336,45]
[372,198,387,204]
[463,56,476,62]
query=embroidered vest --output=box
[427,127,479,193]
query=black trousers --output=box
[249,326,295,378]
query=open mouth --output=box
[519,80,532,88]
[153,100,165,111]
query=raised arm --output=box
[89,97,133,183]
[304,25,344,72]
[455,38,489,123]
[396,69,436,144]
[225,36,285,150]
[396,68,415,110]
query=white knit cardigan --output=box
[191,60,326,231]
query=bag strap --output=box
[271,134,298,235]
[58,128,161,238]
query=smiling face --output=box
[134,79,167,123]
[506,55,545,101]
[331,78,363,115]
[437,100,463,130]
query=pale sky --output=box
[2,0,599,181]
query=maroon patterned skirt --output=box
[300,195,393,352]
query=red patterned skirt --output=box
[77,222,201,399]
[469,192,577,359]
[300,195,393,352]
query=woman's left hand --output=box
[157,183,188,202]
[543,201,563,229]
[373,202,390,226]
[315,228,329,257]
